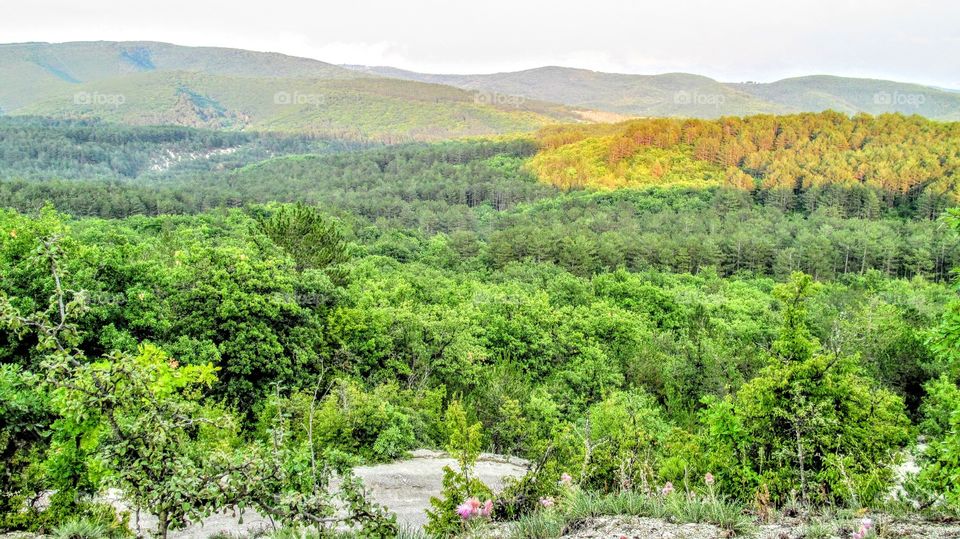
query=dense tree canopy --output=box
[2,112,960,533]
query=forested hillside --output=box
[530,112,960,219]
[3,111,960,538]
[0,40,363,111]
[351,65,960,120]
[0,116,369,180]
[13,73,579,140]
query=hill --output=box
[350,65,960,120]
[348,66,788,118]
[731,75,960,120]
[0,41,362,111]
[0,42,588,141]
[527,112,960,219]
[13,71,581,141]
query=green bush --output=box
[917,377,960,508]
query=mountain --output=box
[0,42,587,141]
[730,75,960,121]
[346,66,789,118]
[14,71,583,141]
[5,41,959,139]
[348,65,960,121]
[0,41,361,111]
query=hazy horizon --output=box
[3,0,959,89]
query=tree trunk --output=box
[158,510,169,539]
[794,423,808,507]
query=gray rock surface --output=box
[350,449,528,529]
[108,449,528,538]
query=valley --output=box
[2,33,960,539]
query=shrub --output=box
[917,377,960,509]
[425,400,493,537]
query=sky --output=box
[3,0,959,88]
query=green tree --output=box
[256,203,348,278]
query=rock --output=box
[553,516,726,539]
[83,450,528,538]
[348,450,529,529]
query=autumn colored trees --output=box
[531,112,960,217]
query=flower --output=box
[539,496,555,508]
[704,472,715,486]
[456,501,474,520]
[559,472,573,487]
[851,518,874,539]
[661,481,674,496]
[457,497,493,521]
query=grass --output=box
[508,489,755,538]
[52,518,112,539]
[230,524,432,539]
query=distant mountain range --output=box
[345,65,960,121]
[1,41,958,140]
[0,41,584,141]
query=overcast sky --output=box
[4,0,959,88]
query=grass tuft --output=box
[509,489,754,539]
[52,519,111,539]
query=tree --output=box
[426,400,491,536]
[256,203,348,278]
[1,236,397,538]
[714,273,910,506]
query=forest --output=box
[2,111,960,538]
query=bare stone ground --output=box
[6,448,960,539]
[110,449,529,538]
[349,449,529,529]
[546,515,960,539]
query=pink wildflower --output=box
[560,473,573,487]
[704,472,715,486]
[661,481,674,496]
[457,497,486,521]
[851,518,874,539]
[456,501,474,520]
[481,499,493,517]
[539,496,555,508]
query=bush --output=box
[664,274,911,507]
[426,400,493,537]
[580,390,671,492]
[917,377,960,509]
[309,380,419,462]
